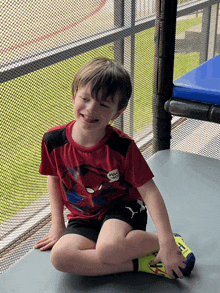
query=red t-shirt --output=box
[39,121,154,220]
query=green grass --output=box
[134,15,201,131]
[0,16,202,224]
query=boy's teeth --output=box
[83,115,98,121]
[85,115,95,120]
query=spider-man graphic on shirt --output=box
[61,164,131,215]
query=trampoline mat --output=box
[1,150,220,292]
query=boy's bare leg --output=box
[51,220,159,275]
[96,219,159,265]
[50,234,133,275]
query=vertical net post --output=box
[200,3,219,64]
[207,3,219,60]
[152,0,177,153]
[123,0,135,138]
[113,0,135,137]
[114,0,124,131]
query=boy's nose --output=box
[87,100,99,114]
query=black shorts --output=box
[64,200,148,243]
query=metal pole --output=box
[207,3,219,60]
[152,0,178,153]
[200,6,211,64]
[113,0,135,137]
[123,0,135,138]
[114,0,124,131]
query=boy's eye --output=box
[81,97,89,102]
[80,96,109,108]
[100,103,109,108]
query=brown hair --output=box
[72,57,132,112]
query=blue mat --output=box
[173,54,220,105]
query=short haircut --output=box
[72,57,132,112]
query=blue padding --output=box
[173,54,220,105]
[1,150,220,292]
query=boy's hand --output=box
[34,225,66,251]
[150,242,187,279]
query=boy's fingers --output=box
[40,243,54,251]
[35,242,51,250]
[180,262,186,269]
[34,238,51,249]
[35,238,57,250]
[173,268,184,279]
[150,258,185,279]
[164,266,177,279]
[35,235,49,246]
[149,255,160,266]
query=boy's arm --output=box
[137,179,186,279]
[34,176,66,251]
[48,175,65,228]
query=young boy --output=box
[34,57,195,279]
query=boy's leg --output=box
[96,219,159,265]
[50,222,194,277]
[50,233,133,275]
[96,200,159,265]
[96,220,195,279]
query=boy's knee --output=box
[97,244,112,264]
[50,243,78,273]
[97,239,124,265]
[50,244,66,272]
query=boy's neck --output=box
[71,122,107,148]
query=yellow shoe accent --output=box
[173,233,192,257]
[138,251,170,278]
[173,233,195,276]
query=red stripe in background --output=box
[1,0,107,54]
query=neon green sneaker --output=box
[138,251,170,278]
[173,233,195,276]
[138,234,195,278]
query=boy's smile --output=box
[81,114,99,124]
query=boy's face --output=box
[72,83,124,133]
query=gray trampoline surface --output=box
[1,150,220,292]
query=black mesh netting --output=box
[171,4,220,159]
